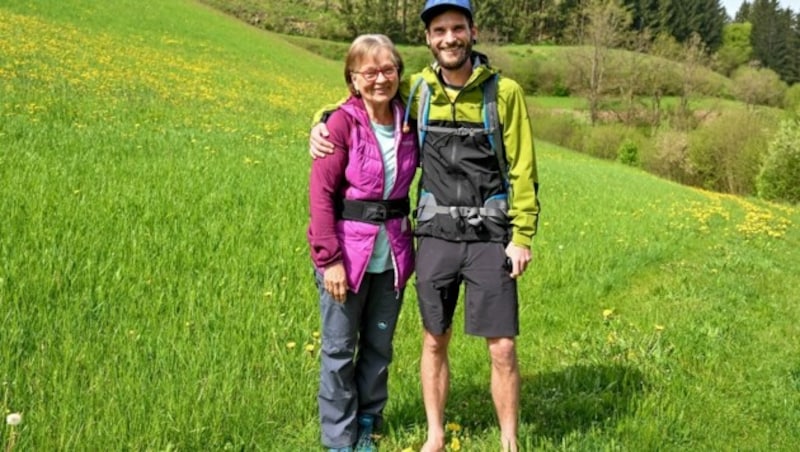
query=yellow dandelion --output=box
[446,422,462,432]
[286,341,296,349]
[305,344,315,353]
[312,331,321,339]
[602,309,614,320]
[654,324,665,331]
[450,437,461,451]
[401,449,414,452]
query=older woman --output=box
[307,34,418,452]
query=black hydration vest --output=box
[405,74,510,243]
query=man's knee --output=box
[423,329,451,355]
[487,337,517,368]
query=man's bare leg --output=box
[419,328,452,452]
[488,337,520,452]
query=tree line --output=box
[329,0,730,50]
[351,0,799,84]
[735,0,800,84]
[208,0,798,86]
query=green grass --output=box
[2,1,800,451]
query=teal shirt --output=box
[366,122,396,273]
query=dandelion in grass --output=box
[6,412,21,452]
[602,309,614,320]
[286,341,296,350]
[6,412,22,426]
[655,324,665,332]
[446,422,461,433]
[449,437,461,451]
[305,344,315,353]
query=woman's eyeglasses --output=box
[352,66,398,82]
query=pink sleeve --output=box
[307,111,350,268]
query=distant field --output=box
[2,1,800,451]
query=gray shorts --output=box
[415,236,519,337]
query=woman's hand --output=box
[323,262,349,303]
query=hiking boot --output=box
[355,414,376,452]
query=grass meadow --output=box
[2,0,800,450]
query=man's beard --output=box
[433,40,472,70]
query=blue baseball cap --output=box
[420,0,472,25]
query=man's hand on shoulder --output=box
[309,123,334,159]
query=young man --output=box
[310,1,539,450]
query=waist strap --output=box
[339,198,410,224]
[421,125,494,137]
[418,205,507,226]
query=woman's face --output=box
[351,48,399,108]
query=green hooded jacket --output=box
[403,53,539,248]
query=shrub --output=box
[581,124,629,160]
[617,139,639,166]
[529,110,582,149]
[551,77,571,97]
[732,66,787,108]
[756,120,800,204]
[783,84,800,115]
[645,130,692,184]
[687,110,768,195]
[536,59,571,96]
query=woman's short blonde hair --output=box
[344,34,404,97]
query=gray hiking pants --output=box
[316,269,403,448]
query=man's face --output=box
[425,10,476,71]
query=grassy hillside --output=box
[2,1,800,451]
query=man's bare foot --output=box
[419,438,445,452]
[501,436,518,452]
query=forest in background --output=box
[201,0,800,85]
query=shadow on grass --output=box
[523,364,647,440]
[389,363,647,443]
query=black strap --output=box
[484,74,508,182]
[338,198,410,224]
